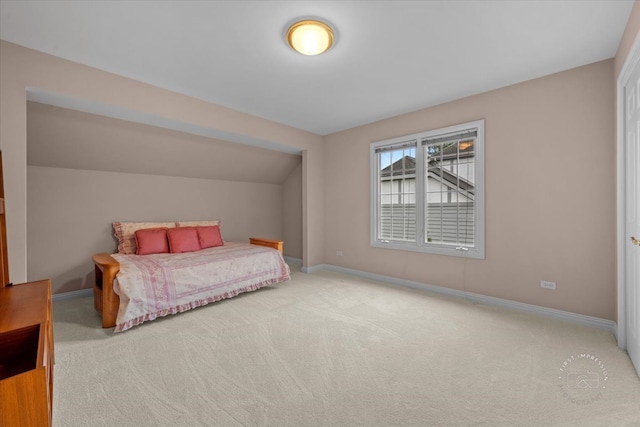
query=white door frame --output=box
[616,33,640,349]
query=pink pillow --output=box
[134,228,169,255]
[197,226,223,249]
[167,227,201,253]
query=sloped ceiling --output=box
[27,101,301,184]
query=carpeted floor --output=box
[52,264,640,426]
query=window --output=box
[370,120,484,259]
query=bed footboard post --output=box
[92,253,121,328]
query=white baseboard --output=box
[284,256,302,265]
[301,263,329,274]
[306,264,617,333]
[52,288,93,302]
[51,263,617,334]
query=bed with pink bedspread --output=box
[107,242,290,332]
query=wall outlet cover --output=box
[540,280,556,290]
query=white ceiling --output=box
[0,1,634,136]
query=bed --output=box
[93,222,290,332]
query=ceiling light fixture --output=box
[286,19,334,56]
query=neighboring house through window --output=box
[370,120,485,259]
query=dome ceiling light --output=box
[286,19,335,56]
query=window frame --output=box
[370,119,485,259]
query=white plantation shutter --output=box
[422,129,477,247]
[374,141,417,242]
[370,120,484,259]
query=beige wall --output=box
[0,40,324,284]
[282,162,303,259]
[28,166,285,293]
[324,60,616,320]
[0,10,633,318]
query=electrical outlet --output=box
[540,280,556,290]
[336,250,343,257]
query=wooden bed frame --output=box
[93,237,284,328]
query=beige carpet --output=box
[52,264,640,426]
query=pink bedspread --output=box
[111,242,290,332]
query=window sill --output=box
[371,240,484,260]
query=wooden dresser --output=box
[0,280,54,427]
